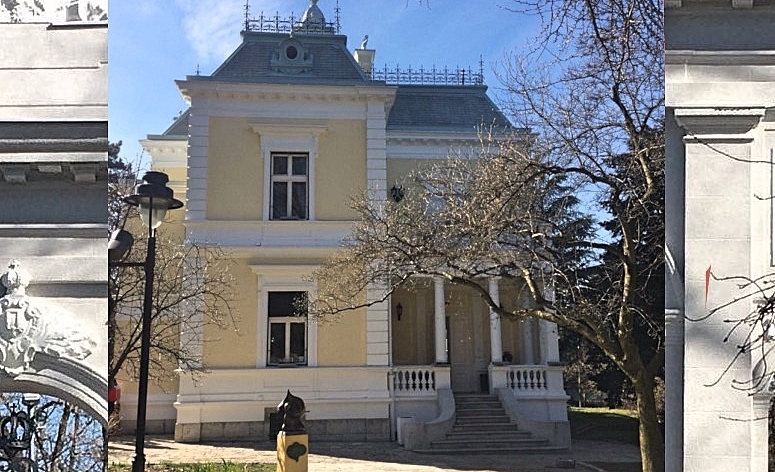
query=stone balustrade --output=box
[390,365,451,397]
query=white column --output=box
[433,277,447,364]
[538,319,560,364]
[538,283,560,364]
[522,318,535,365]
[488,278,502,364]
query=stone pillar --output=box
[538,320,560,364]
[521,318,535,365]
[433,277,447,364]
[674,107,765,472]
[488,278,503,364]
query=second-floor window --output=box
[271,153,308,220]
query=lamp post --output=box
[109,171,182,472]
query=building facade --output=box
[666,1,775,470]
[134,1,569,449]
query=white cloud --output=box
[174,0,315,64]
[174,0,244,63]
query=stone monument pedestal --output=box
[276,431,308,472]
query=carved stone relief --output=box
[0,260,95,377]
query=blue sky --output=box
[109,0,540,166]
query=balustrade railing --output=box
[391,365,450,396]
[490,364,566,397]
[505,366,547,390]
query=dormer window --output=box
[271,38,313,74]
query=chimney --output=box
[354,48,375,76]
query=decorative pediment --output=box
[270,37,314,75]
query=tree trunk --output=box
[633,376,664,472]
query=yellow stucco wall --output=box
[201,259,258,368]
[207,116,263,220]
[316,308,367,365]
[386,158,433,190]
[206,117,367,221]
[315,120,366,220]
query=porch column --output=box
[538,319,560,364]
[488,278,503,364]
[538,284,560,364]
[433,277,447,363]
[522,318,535,364]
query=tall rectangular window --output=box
[271,153,308,220]
[267,291,307,365]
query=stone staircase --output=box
[417,393,566,454]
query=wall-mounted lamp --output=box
[396,303,403,321]
[390,184,404,203]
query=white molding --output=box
[0,152,105,163]
[177,80,396,109]
[140,138,187,169]
[184,219,353,248]
[252,126,326,221]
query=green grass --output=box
[107,461,276,472]
[568,406,640,446]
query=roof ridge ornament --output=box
[243,0,340,34]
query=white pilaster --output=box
[186,106,209,221]
[488,278,502,364]
[366,281,390,366]
[433,277,447,364]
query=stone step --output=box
[455,401,503,409]
[446,430,531,439]
[454,394,498,402]
[415,444,568,455]
[433,436,550,450]
[456,408,506,416]
[452,423,522,433]
[455,415,511,424]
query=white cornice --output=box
[140,138,187,168]
[666,50,775,66]
[673,107,765,137]
[176,80,397,108]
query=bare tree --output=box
[311,0,665,469]
[0,393,104,472]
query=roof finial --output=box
[244,0,250,31]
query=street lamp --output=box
[109,171,182,472]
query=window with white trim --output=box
[267,291,308,365]
[270,153,308,220]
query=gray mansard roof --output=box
[204,31,370,85]
[158,30,513,137]
[388,85,512,132]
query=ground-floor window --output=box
[268,291,307,365]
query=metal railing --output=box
[244,11,339,35]
[371,64,484,86]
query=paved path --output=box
[108,435,641,472]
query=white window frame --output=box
[252,267,318,368]
[267,291,308,365]
[251,121,328,221]
[270,152,309,220]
